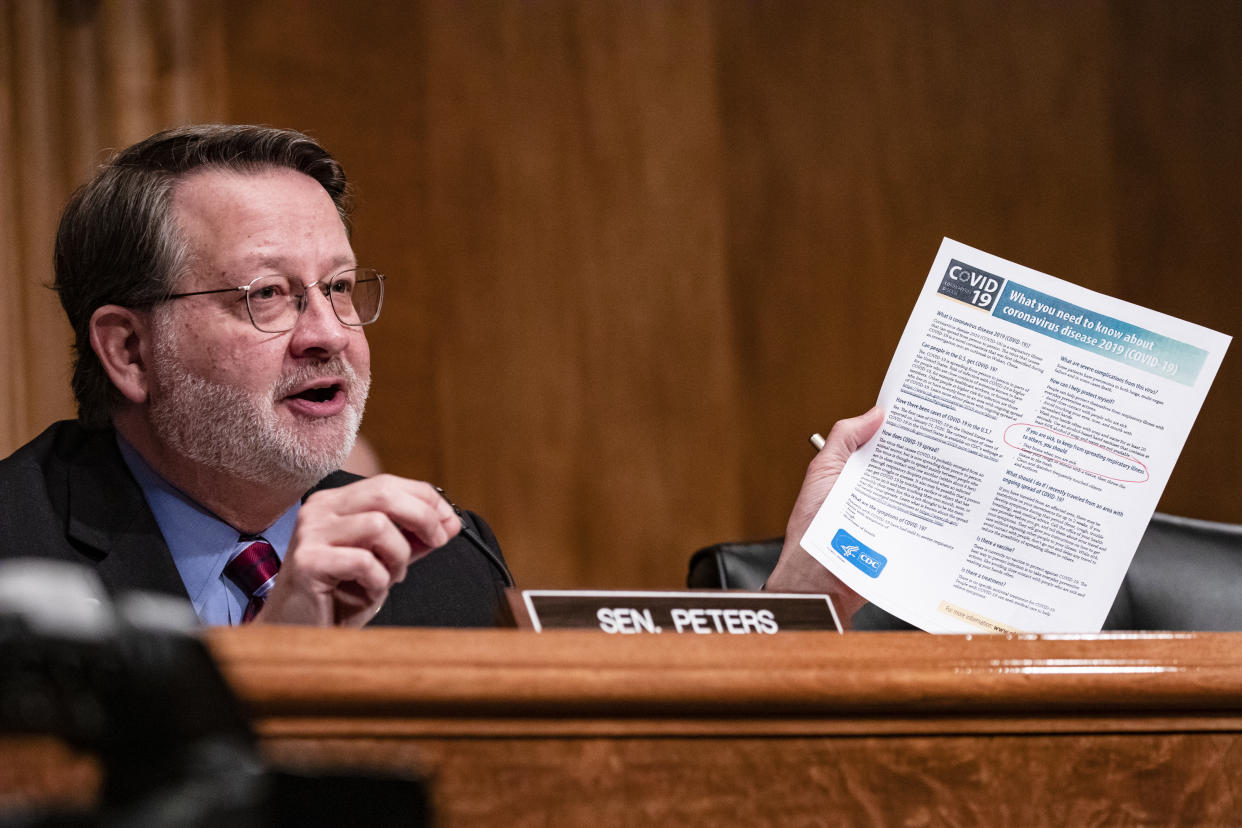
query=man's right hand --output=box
[256,475,462,626]
[765,407,885,628]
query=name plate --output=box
[508,590,841,634]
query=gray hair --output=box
[54,124,351,428]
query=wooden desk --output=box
[200,628,1242,825]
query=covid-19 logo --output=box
[938,259,1003,311]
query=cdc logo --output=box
[830,529,887,578]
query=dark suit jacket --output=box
[0,421,510,627]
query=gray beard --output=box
[147,325,370,493]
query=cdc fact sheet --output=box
[801,238,1230,633]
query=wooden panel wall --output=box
[1110,2,1242,512]
[4,1,1240,592]
[715,1,1120,530]
[0,0,227,448]
[224,0,1242,589]
[225,1,747,588]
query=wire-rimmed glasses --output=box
[164,267,386,333]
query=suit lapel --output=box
[59,429,191,600]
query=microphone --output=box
[435,487,515,587]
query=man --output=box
[0,124,509,627]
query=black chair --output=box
[687,512,1242,631]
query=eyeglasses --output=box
[164,267,386,333]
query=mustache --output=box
[272,357,366,399]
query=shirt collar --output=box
[116,434,299,618]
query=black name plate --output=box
[511,590,841,634]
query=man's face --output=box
[145,166,372,490]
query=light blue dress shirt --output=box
[117,435,299,625]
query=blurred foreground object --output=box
[0,560,427,827]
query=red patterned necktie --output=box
[223,539,281,624]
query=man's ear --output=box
[89,305,152,405]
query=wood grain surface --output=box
[206,627,1242,731]
[7,628,1242,824]
[207,627,1242,826]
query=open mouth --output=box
[282,381,346,413]
[292,384,341,403]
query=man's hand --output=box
[766,407,884,628]
[255,475,461,626]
